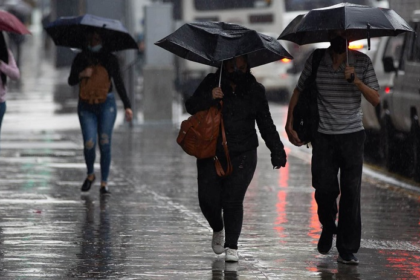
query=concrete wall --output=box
[389,0,420,21]
[51,0,82,67]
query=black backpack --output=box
[293,49,325,145]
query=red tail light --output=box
[385,86,392,94]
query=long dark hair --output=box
[0,32,9,85]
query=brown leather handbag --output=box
[177,101,232,177]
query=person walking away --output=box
[68,30,133,195]
[285,30,379,265]
[0,31,20,146]
[185,55,287,262]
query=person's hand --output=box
[125,108,133,122]
[285,124,304,146]
[212,87,224,99]
[79,67,93,79]
[345,66,356,83]
[271,151,287,169]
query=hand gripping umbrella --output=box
[45,14,138,52]
[155,21,293,86]
[278,2,415,80]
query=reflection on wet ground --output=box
[2,124,417,279]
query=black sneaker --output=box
[81,176,95,192]
[337,251,359,265]
[100,186,111,195]
[317,229,334,254]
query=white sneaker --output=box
[225,248,239,262]
[212,230,225,254]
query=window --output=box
[406,22,420,63]
[284,0,372,12]
[194,0,271,11]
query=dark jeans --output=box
[311,130,365,254]
[0,102,6,130]
[78,93,117,183]
[197,149,257,249]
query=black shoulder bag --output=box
[292,49,325,145]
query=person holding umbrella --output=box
[285,29,379,264]
[0,31,20,141]
[185,54,287,262]
[156,21,291,262]
[280,2,415,265]
[0,9,29,149]
[67,28,133,195]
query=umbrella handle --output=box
[346,39,354,83]
[219,61,223,87]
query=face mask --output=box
[225,69,247,85]
[330,36,347,54]
[88,44,102,52]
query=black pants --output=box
[197,149,257,249]
[311,130,365,253]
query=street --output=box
[0,20,419,280]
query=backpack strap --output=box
[310,48,326,81]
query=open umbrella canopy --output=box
[0,9,30,34]
[278,2,414,45]
[45,14,138,52]
[155,21,293,68]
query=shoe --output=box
[317,229,334,254]
[212,230,225,254]
[225,248,239,262]
[337,251,359,265]
[100,186,111,195]
[81,176,95,192]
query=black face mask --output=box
[224,69,247,85]
[330,36,347,54]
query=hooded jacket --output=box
[185,70,286,165]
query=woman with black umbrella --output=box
[68,29,133,195]
[185,55,287,262]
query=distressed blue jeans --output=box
[0,102,6,130]
[78,93,117,183]
[0,102,5,151]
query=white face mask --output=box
[88,44,102,52]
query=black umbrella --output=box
[45,14,138,52]
[155,21,293,69]
[278,2,415,48]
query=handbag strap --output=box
[214,101,233,177]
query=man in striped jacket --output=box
[285,30,379,265]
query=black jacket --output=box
[68,51,131,109]
[185,71,286,166]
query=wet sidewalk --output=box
[0,18,420,280]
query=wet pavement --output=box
[1,16,420,280]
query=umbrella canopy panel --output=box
[0,9,30,34]
[155,21,292,68]
[278,2,415,45]
[45,14,138,52]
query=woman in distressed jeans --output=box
[68,29,133,195]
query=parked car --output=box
[380,10,420,181]
[361,35,404,160]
